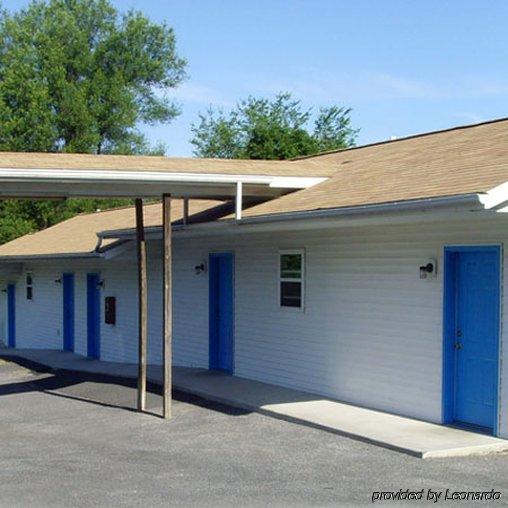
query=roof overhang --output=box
[0,168,326,199]
[99,192,503,240]
[2,192,505,263]
[0,252,101,262]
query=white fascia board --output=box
[0,168,269,184]
[0,252,102,261]
[0,168,325,188]
[478,181,508,211]
[269,176,327,188]
[98,193,487,240]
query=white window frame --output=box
[278,249,305,311]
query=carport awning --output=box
[0,151,328,198]
[0,168,324,199]
[0,152,327,420]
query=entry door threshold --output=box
[449,421,493,436]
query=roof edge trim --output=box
[98,193,484,239]
[0,168,326,188]
[0,252,102,262]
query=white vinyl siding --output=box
[162,216,508,431]
[3,214,508,437]
[12,260,103,351]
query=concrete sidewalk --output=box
[2,347,508,459]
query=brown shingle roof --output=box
[1,118,507,258]
[241,118,508,218]
[0,199,223,258]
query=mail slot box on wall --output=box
[105,296,116,325]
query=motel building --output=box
[0,118,507,449]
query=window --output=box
[279,250,304,309]
[26,273,33,300]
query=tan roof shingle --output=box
[242,118,508,218]
[0,118,507,258]
[0,199,223,258]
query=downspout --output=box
[236,181,243,220]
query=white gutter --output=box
[478,181,508,211]
[99,193,487,240]
[235,193,485,224]
[0,252,102,262]
[0,168,325,188]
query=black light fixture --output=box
[96,279,105,288]
[419,262,435,279]
[195,263,206,275]
[54,277,62,284]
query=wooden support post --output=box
[135,199,148,412]
[183,197,189,226]
[162,194,172,419]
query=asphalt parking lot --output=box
[0,357,507,507]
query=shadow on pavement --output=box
[0,354,251,418]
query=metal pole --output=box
[135,199,148,412]
[162,194,172,419]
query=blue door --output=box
[7,284,15,348]
[444,247,500,431]
[209,253,234,373]
[87,273,100,359]
[62,273,75,352]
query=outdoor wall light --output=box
[419,259,437,279]
[195,262,206,275]
[54,277,62,284]
[96,279,105,289]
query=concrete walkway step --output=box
[2,348,508,459]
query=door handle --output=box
[454,342,463,350]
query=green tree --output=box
[190,92,358,160]
[0,0,186,243]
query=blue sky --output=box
[3,0,508,155]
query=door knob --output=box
[454,342,463,350]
